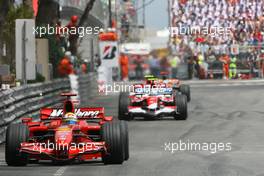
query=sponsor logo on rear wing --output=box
[40,108,104,120]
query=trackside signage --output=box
[50,109,100,118]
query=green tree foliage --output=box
[46,33,64,78]
[2,4,33,73]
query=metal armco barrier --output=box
[0,73,97,144]
[78,73,98,105]
[0,78,70,144]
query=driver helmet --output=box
[63,112,78,125]
[144,75,157,85]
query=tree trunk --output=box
[78,0,97,27]
[69,0,97,55]
[0,0,13,62]
[0,0,13,21]
[36,0,59,26]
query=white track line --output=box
[54,166,67,176]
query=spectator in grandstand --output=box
[149,55,160,78]
[119,53,129,81]
[220,54,230,79]
[160,56,170,75]
[134,55,144,80]
[196,52,206,79]
[229,55,237,79]
[170,54,181,78]
[187,56,195,79]
[58,51,74,77]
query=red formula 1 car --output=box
[118,84,188,121]
[5,93,129,166]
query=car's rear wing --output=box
[40,107,105,120]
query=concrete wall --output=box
[15,19,36,80]
[36,39,50,81]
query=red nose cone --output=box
[147,97,158,105]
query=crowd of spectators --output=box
[169,0,264,79]
[171,0,264,52]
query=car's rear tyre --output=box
[5,123,29,166]
[179,84,191,102]
[119,120,129,160]
[101,121,125,164]
[175,94,188,120]
[118,92,132,120]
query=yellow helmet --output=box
[63,112,77,125]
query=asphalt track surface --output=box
[1,82,264,176]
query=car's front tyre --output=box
[175,94,188,120]
[101,121,125,164]
[5,123,29,166]
[118,92,132,121]
[179,84,191,102]
[119,120,129,160]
